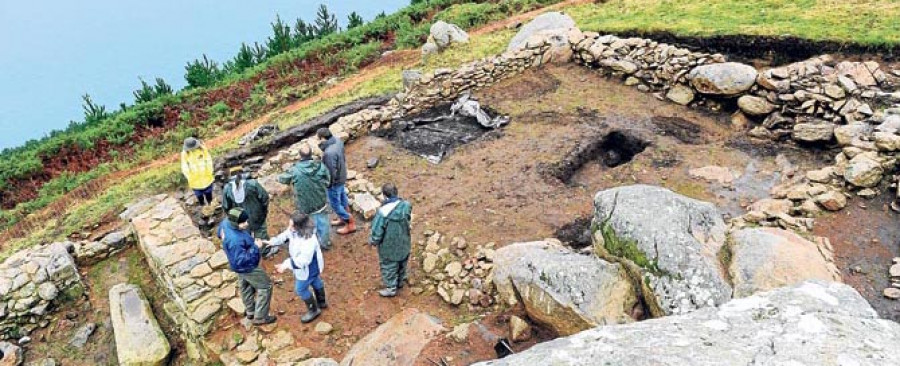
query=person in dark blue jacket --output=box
[218,207,276,325]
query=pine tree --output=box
[266,15,293,56]
[81,94,109,124]
[184,54,222,88]
[314,4,338,37]
[347,12,364,29]
[293,18,315,45]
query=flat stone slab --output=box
[341,308,445,366]
[109,284,170,366]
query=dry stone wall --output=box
[129,194,239,359]
[0,242,83,340]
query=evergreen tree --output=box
[314,4,338,37]
[375,11,387,20]
[293,18,315,45]
[133,78,156,104]
[347,12,364,29]
[184,54,222,89]
[81,94,108,124]
[231,43,256,72]
[266,15,293,57]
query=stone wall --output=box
[129,194,239,359]
[0,242,84,340]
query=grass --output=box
[567,0,900,47]
[0,19,521,261]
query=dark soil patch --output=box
[486,68,561,100]
[543,128,650,183]
[814,192,900,323]
[554,216,593,249]
[651,116,707,144]
[377,103,504,163]
[609,30,899,65]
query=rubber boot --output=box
[301,297,321,323]
[336,215,357,235]
[314,288,328,309]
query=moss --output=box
[718,237,735,287]
[600,221,663,275]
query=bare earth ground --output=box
[204,63,840,364]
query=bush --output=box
[185,55,224,88]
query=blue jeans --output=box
[295,274,325,301]
[311,212,331,249]
[327,185,351,221]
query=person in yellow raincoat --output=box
[181,137,215,206]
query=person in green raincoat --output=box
[368,183,412,298]
[222,166,271,239]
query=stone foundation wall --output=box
[129,194,239,358]
[0,242,84,339]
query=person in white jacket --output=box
[269,212,327,323]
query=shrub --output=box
[185,55,223,88]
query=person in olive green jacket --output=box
[278,144,333,250]
[368,183,412,297]
[222,166,270,239]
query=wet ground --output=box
[814,191,900,322]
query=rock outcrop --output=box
[0,242,84,339]
[109,284,171,366]
[592,185,732,316]
[728,228,841,298]
[492,240,638,335]
[340,308,444,366]
[422,21,468,55]
[475,281,900,366]
[507,12,576,64]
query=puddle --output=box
[377,103,503,163]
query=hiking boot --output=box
[244,313,254,321]
[378,287,398,298]
[336,215,357,235]
[314,288,328,309]
[252,315,277,325]
[301,297,321,323]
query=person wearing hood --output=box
[278,143,332,250]
[368,183,413,298]
[217,208,276,325]
[317,128,356,235]
[181,137,215,207]
[269,212,328,323]
[223,166,270,239]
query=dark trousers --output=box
[193,184,214,205]
[379,255,409,289]
[237,267,272,318]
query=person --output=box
[270,212,328,323]
[278,143,332,250]
[317,128,356,235]
[368,183,412,297]
[223,166,271,240]
[217,208,276,325]
[181,137,215,207]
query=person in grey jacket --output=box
[317,128,356,235]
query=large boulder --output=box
[474,281,900,366]
[729,228,841,298]
[592,185,731,316]
[492,240,639,335]
[507,12,576,52]
[429,21,468,49]
[109,284,170,366]
[688,62,758,95]
[341,308,444,366]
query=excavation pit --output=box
[377,103,505,163]
[544,129,650,183]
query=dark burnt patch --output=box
[607,30,898,65]
[486,68,562,100]
[555,216,594,249]
[651,116,707,144]
[376,103,503,163]
[543,128,650,183]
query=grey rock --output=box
[729,228,840,298]
[665,84,694,105]
[402,69,422,90]
[492,240,638,335]
[0,341,23,366]
[792,123,835,142]
[36,282,58,301]
[875,115,900,134]
[109,284,171,366]
[474,281,900,366]
[68,322,97,349]
[429,21,469,49]
[737,95,776,116]
[366,157,379,169]
[593,185,731,316]
[25,358,57,366]
[834,123,873,146]
[101,230,130,248]
[844,153,884,188]
[421,42,439,56]
[688,62,758,95]
[507,12,576,52]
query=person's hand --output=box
[275,262,289,274]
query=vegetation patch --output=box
[599,221,664,276]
